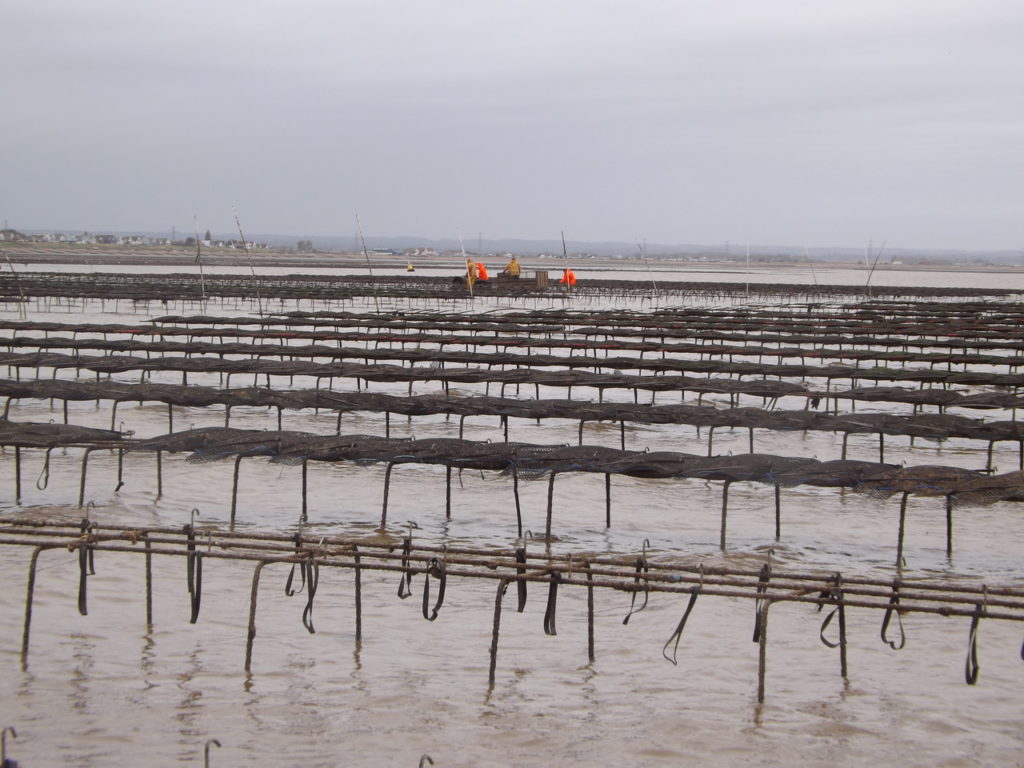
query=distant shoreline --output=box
[3,243,1023,274]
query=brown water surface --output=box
[1,268,1023,767]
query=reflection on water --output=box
[68,635,94,715]
[1,268,1024,766]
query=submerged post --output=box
[301,460,309,522]
[512,466,522,538]
[585,562,595,663]
[545,471,557,540]
[230,455,243,529]
[774,484,782,540]
[446,465,452,520]
[77,447,95,507]
[488,578,510,687]
[21,546,48,670]
[605,473,612,528]
[381,461,397,528]
[720,480,732,550]
[896,491,910,566]
[156,450,163,498]
[13,445,21,504]
[757,600,770,702]
[353,547,362,643]
[144,533,153,629]
[945,494,954,558]
[244,560,268,672]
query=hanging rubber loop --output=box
[543,572,561,636]
[662,585,700,665]
[422,558,446,622]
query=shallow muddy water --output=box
[1,265,1023,767]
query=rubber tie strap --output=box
[515,547,528,613]
[184,521,196,603]
[397,537,413,599]
[543,572,562,636]
[82,518,96,576]
[285,532,307,597]
[77,517,95,616]
[752,562,772,643]
[36,448,52,490]
[880,577,906,650]
[662,585,701,665]
[301,558,319,634]
[818,573,845,650]
[183,512,201,623]
[965,602,984,685]
[622,555,650,625]
[422,558,446,622]
[188,550,203,624]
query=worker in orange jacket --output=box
[476,262,489,281]
[560,268,576,286]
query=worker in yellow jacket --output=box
[501,257,521,279]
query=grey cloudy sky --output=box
[2,1,1021,250]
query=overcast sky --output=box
[2,1,1021,250]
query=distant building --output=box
[0,229,27,242]
[214,238,269,251]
